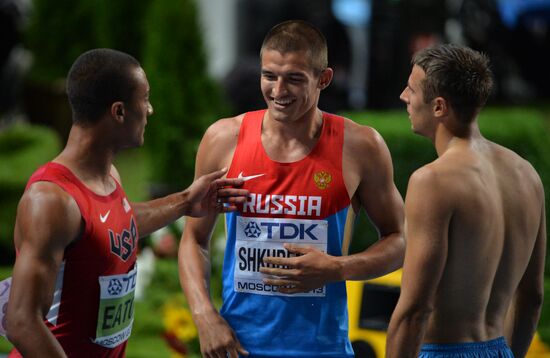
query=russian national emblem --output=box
[313,171,332,190]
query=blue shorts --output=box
[419,337,513,357]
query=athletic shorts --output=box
[419,337,513,357]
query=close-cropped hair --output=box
[412,44,493,123]
[260,20,328,76]
[66,48,141,124]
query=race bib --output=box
[0,277,11,337]
[234,216,328,297]
[94,266,137,348]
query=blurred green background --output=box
[1,0,549,356]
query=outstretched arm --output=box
[507,193,546,357]
[261,126,405,292]
[6,182,82,357]
[110,165,247,238]
[386,168,451,358]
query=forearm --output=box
[133,191,189,237]
[338,232,405,280]
[178,236,217,317]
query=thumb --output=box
[235,335,249,356]
[284,243,312,255]
[201,167,228,182]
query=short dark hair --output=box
[260,20,328,76]
[66,48,141,124]
[412,44,493,123]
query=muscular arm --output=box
[6,182,82,357]
[110,163,246,239]
[261,125,405,292]
[178,117,248,358]
[508,192,546,357]
[338,126,405,280]
[386,168,451,358]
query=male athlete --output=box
[386,44,546,357]
[179,20,405,357]
[6,48,247,357]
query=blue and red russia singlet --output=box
[10,162,138,358]
[222,110,355,357]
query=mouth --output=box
[272,98,295,108]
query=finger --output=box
[213,349,227,358]
[277,285,307,294]
[236,341,249,356]
[260,266,299,277]
[225,196,248,205]
[262,255,298,267]
[217,188,249,197]
[284,243,313,255]
[263,277,300,287]
[202,167,228,182]
[228,348,239,358]
[215,177,245,188]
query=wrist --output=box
[178,189,191,216]
[331,255,346,282]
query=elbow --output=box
[5,308,41,347]
[6,313,27,347]
[518,283,544,312]
[396,301,434,327]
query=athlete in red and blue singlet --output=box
[222,110,355,357]
[10,162,138,358]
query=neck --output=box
[263,107,323,142]
[434,119,483,157]
[55,124,115,181]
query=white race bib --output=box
[93,266,137,348]
[234,216,327,297]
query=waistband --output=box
[421,337,509,353]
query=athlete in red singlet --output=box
[5,49,247,357]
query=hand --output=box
[260,244,343,294]
[185,168,248,217]
[194,310,249,358]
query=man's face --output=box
[400,65,434,137]
[124,67,153,147]
[260,49,324,124]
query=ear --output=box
[432,97,448,118]
[111,102,125,124]
[317,67,334,90]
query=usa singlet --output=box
[10,162,138,358]
[222,110,355,357]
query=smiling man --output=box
[386,44,546,358]
[178,20,405,358]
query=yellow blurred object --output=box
[163,300,198,342]
[347,270,550,357]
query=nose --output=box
[399,88,408,104]
[272,78,287,97]
[147,103,154,116]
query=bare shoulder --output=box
[15,181,82,249]
[202,114,244,145]
[343,118,386,152]
[343,117,392,172]
[196,114,245,174]
[406,163,456,215]
[490,142,544,195]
